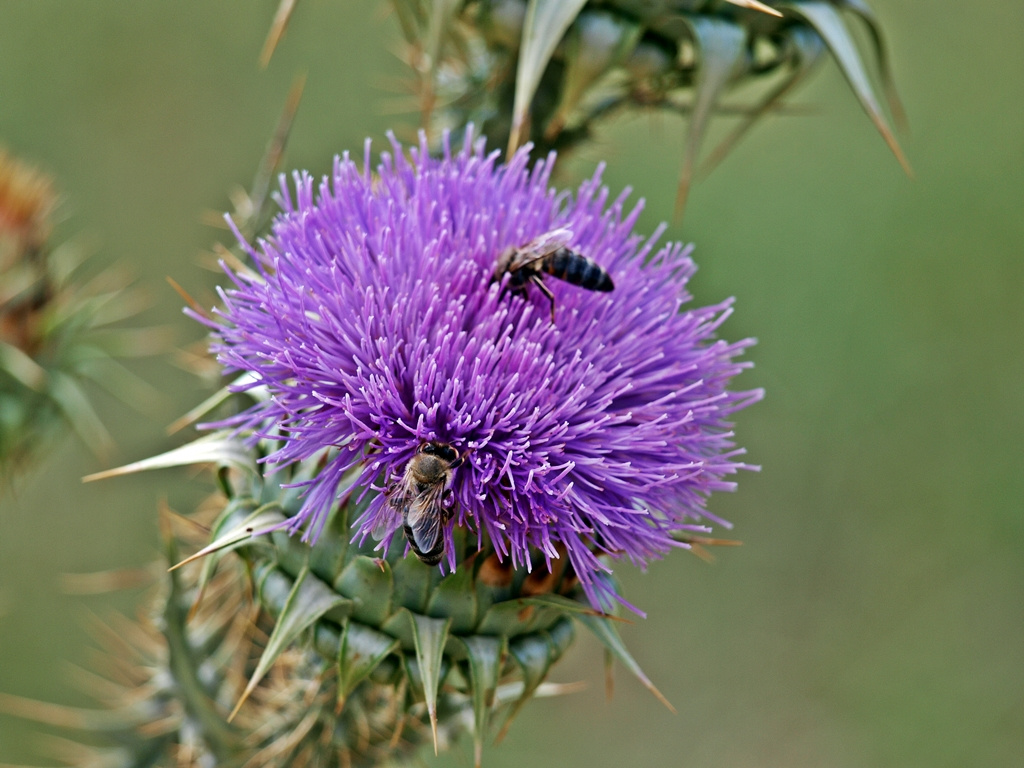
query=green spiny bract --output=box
[390,0,907,209]
[10,433,659,767]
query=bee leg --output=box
[530,274,556,322]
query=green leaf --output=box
[49,371,113,458]
[406,610,452,754]
[231,566,352,720]
[675,14,747,215]
[336,622,400,708]
[781,1,910,173]
[455,635,506,768]
[575,612,675,713]
[511,0,588,153]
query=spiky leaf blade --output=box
[49,371,113,458]
[842,0,909,131]
[701,25,827,175]
[511,0,589,153]
[496,631,555,743]
[170,505,285,573]
[780,1,910,173]
[548,11,641,139]
[336,622,400,708]
[575,612,675,713]
[232,566,352,720]
[406,610,452,753]
[725,0,783,16]
[675,15,747,215]
[82,432,256,482]
[456,635,505,768]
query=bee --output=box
[384,441,462,565]
[494,228,614,320]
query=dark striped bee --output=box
[494,228,614,320]
[382,441,462,565]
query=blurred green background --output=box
[1,1,1021,765]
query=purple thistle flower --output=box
[203,128,762,609]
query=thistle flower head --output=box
[206,129,760,608]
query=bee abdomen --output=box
[547,248,614,291]
[404,523,445,565]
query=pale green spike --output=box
[675,15,747,216]
[0,690,163,732]
[841,0,909,132]
[191,499,264,614]
[456,635,506,768]
[335,555,395,626]
[168,505,285,573]
[425,0,461,75]
[166,374,257,434]
[521,592,629,619]
[418,0,462,127]
[336,622,400,708]
[779,2,910,174]
[77,356,162,412]
[82,432,257,483]
[0,340,47,389]
[725,0,783,16]
[406,610,453,754]
[575,612,676,713]
[245,74,306,233]
[510,0,589,154]
[700,25,827,177]
[161,531,242,761]
[231,566,352,721]
[390,0,423,45]
[426,560,479,633]
[49,371,113,459]
[261,0,299,67]
[496,631,556,743]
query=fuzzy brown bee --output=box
[494,228,614,320]
[382,441,462,565]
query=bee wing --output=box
[528,227,573,253]
[507,228,574,272]
[404,486,447,555]
[371,503,403,542]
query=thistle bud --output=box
[0,147,157,472]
